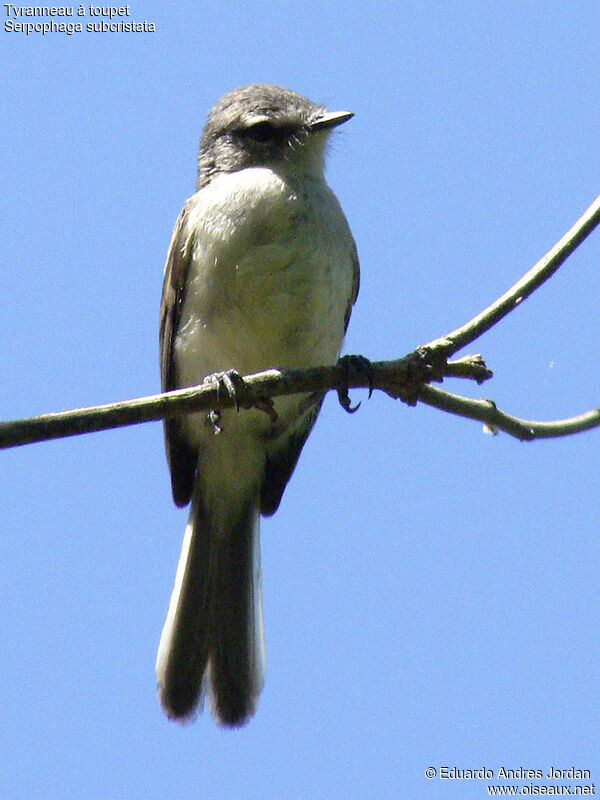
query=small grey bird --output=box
[156,84,359,727]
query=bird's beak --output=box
[309,110,354,132]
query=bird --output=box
[156,83,359,727]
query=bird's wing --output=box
[159,201,199,507]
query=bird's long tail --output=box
[156,487,265,726]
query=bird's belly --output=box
[179,233,347,364]
[175,250,344,446]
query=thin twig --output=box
[426,193,600,356]
[419,385,600,441]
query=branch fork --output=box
[1,192,600,450]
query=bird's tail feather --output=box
[208,502,265,725]
[156,487,265,726]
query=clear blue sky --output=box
[2,2,599,798]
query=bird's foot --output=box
[335,355,374,414]
[204,369,278,434]
[203,369,246,434]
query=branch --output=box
[0,354,486,450]
[424,192,600,357]
[418,385,600,441]
[1,193,599,451]
[0,349,597,450]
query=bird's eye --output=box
[243,120,276,143]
